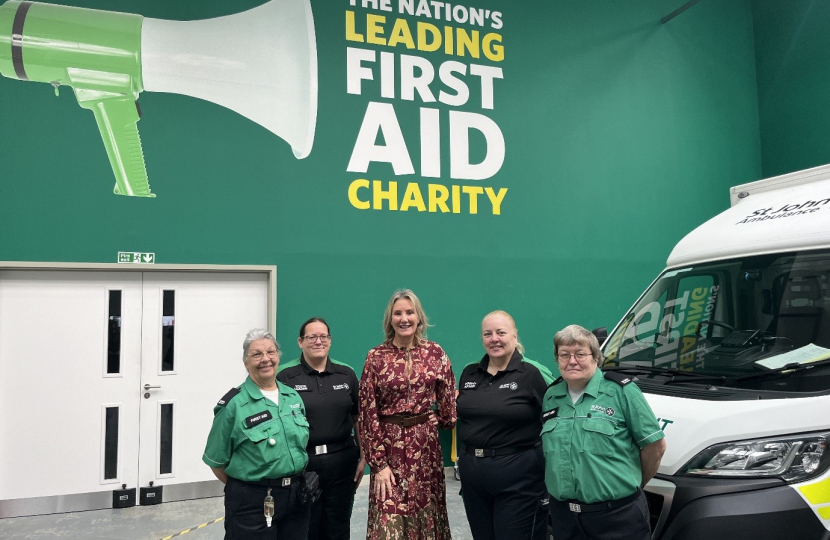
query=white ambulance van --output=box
[600,164,830,539]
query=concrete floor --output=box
[0,471,471,540]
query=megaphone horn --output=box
[142,0,318,159]
[0,0,317,198]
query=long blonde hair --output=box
[383,289,431,344]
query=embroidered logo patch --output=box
[591,404,615,417]
[332,383,349,390]
[294,384,308,391]
[463,381,477,389]
[499,382,518,390]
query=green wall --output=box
[0,0,761,383]
[753,0,830,177]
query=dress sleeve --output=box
[358,351,388,472]
[435,348,457,430]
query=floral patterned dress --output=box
[358,340,457,540]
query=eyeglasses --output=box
[557,352,592,362]
[303,334,331,343]
[248,349,278,361]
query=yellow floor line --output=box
[160,517,224,540]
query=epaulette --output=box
[603,371,633,386]
[547,376,563,389]
[217,387,240,406]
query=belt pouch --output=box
[298,471,322,506]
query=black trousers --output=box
[306,445,360,540]
[548,490,651,540]
[224,476,311,540]
[459,445,549,540]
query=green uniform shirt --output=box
[202,376,310,482]
[524,357,558,384]
[541,369,664,504]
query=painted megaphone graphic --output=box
[0,0,317,197]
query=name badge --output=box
[541,408,558,422]
[245,410,273,428]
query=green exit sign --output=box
[118,252,155,264]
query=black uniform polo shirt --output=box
[276,355,359,448]
[456,350,549,450]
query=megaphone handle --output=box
[77,92,154,198]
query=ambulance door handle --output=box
[144,384,161,390]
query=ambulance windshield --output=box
[602,249,830,393]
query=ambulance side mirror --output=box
[592,327,608,346]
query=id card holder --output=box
[264,488,274,527]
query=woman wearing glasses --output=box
[456,310,555,540]
[277,318,366,540]
[542,325,666,540]
[203,329,312,540]
[358,289,457,540]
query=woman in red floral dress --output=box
[358,289,457,540]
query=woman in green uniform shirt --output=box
[203,329,312,540]
[541,325,666,540]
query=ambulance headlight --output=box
[679,431,830,483]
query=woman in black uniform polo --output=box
[277,318,366,540]
[456,310,555,540]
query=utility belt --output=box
[229,472,321,527]
[558,488,642,514]
[233,473,303,488]
[464,441,541,458]
[306,439,355,456]
[379,412,432,427]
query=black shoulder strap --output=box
[547,376,563,389]
[603,371,633,386]
[217,387,241,406]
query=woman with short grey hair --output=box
[552,324,603,364]
[543,324,666,540]
[203,328,313,540]
[242,328,280,361]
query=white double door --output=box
[0,270,268,507]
